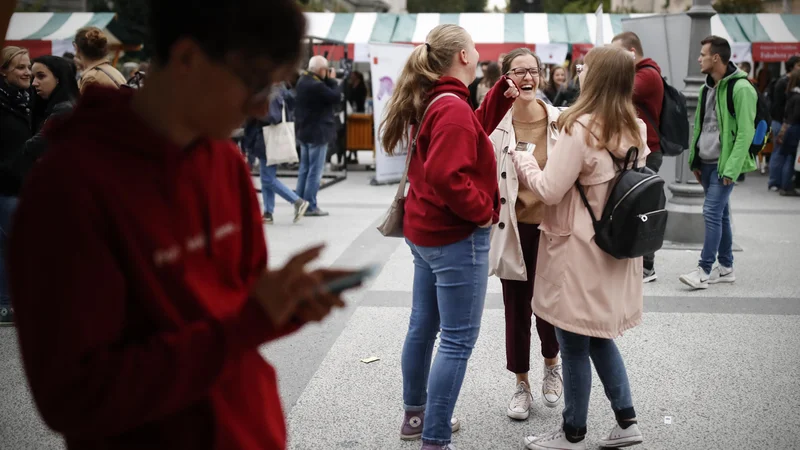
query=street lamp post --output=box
[663,0,716,245]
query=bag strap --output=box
[571,121,639,228]
[94,65,121,88]
[727,77,742,119]
[393,92,460,200]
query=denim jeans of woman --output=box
[556,328,636,440]
[259,158,300,214]
[402,228,490,446]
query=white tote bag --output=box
[263,102,299,166]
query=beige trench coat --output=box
[510,115,649,339]
[488,101,563,281]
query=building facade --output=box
[611,0,797,13]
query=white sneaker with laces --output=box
[709,265,735,284]
[679,267,709,290]
[523,429,586,450]
[541,364,563,408]
[598,423,643,448]
[507,381,533,420]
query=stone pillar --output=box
[664,0,715,245]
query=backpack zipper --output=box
[609,175,661,220]
[637,209,667,222]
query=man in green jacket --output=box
[680,35,757,290]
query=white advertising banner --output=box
[730,42,752,64]
[535,43,569,64]
[369,43,415,184]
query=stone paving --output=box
[1,163,799,450]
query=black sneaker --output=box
[0,307,14,327]
[262,213,274,224]
[643,268,657,283]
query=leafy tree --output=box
[712,0,763,13]
[15,0,48,12]
[407,0,486,13]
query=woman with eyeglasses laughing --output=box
[488,48,564,423]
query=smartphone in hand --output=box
[515,141,535,154]
[321,265,379,295]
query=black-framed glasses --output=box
[507,68,541,78]
[226,61,275,106]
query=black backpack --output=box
[726,77,770,156]
[639,66,690,157]
[575,144,668,260]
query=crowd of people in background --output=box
[0,1,796,449]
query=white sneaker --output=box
[709,265,735,284]
[598,423,643,448]
[507,381,533,420]
[542,364,563,408]
[679,267,709,290]
[523,429,586,450]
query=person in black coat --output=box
[345,71,368,113]
[13,55,79,181]
[0,46,32,326]
[0,47,32,198]
[294,55,341,217]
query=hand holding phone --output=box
[515,141,535,154]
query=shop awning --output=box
[390,13,658,44]
[304,13,397,44]
[6,12,116,41]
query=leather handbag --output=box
[377,93,458,237]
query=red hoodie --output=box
[634,58,665,153]
[403,76,515,247]
[9,86,301,449]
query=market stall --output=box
[4,12,141,62]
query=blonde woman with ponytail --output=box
[380,24,519,450]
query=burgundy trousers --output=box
[500,222,560,374]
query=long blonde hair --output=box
[379,24,471,155]
[557,46,643,150]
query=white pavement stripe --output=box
[344,13,378,44]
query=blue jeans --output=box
[260,159,300,214]
[296,142,328,211]
[556,328,636,440]
[768,120,791,189]
[699,163,734,274]
[0,196,18,311]
[402,228,490,445]
[781,125,800,190]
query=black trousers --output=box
[643,151,663,271]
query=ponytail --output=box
[379,24,471,155]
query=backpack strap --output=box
[727,77,743,119]
[94,65,121,88]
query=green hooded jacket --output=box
[688,62,758,180]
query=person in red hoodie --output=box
[8,1,355,449]
[612,31,664,283]
[379,24,519,450]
